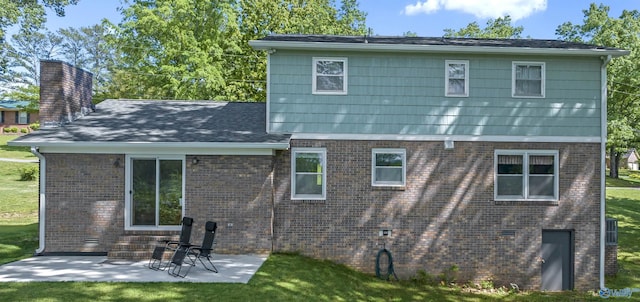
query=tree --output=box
[0,0,78,42]
[108,0,367,101]
[1,30,62,107]
[58,23,116,101]
[0,0,78,82]
[109,0,242,100]
[6,30,62,86]
[233,0,367,101]
[556,4,640,178]
[443,16,523,39]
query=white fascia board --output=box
[249,40,630,57]
[16,141,289,155]
[290,133,601,143]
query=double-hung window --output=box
[495,150,558,201]
[313,57,347,95]
[17,111,29,124]
[445,60,469,97]
[512,62,545,98]
[291,148,326,200]
[372,149,406,187]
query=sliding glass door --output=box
[129,156,184,228]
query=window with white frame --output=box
[291,148,326,200]
[512,62,545,98]
[313,57,347,94]
[372,149,406,186]
[18,111,28,124]
[495,150,558,201]
[445,60,469,97]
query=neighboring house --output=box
[0,100,38,133]
[9,39,628,291]
[623,149,639,170]
[605,149,640,171]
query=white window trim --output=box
[312,57,348,95]
[494,150,559,201]
[18,111,28,124]
[512,61,545,98]
[371,148,406,187]
[291,148,327,200]
[445,60,469,97]
[124,154,185,231]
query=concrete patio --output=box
[0,254,267,283]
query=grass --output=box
[0,139,638,301]
[0,253,604,301]
[606,169,640,187]
[0,135,37,160]
[605,188,640,292]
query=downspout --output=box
[600,55,611,290]
[31,147,46,255]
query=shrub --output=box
[18,166,38,181]
[2,127,9,133]
[411,269,437,286]
[20,128,28,133]
[438,265,459,285]
[29,122,40,131]
[9,127,18,133]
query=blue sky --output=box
[40,0,640,39]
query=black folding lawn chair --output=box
[167,221,218,278]
[148,216,194,271]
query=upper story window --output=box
[291,148,327,200]
[445,60,469,97]
[313,57,347,95]
[495,150,558,201]
[372,148,406,187]
[512,62,545,98]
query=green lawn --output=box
[0,135,36,160]
[605,188,640,292]
[0,137,39,264]
[0,137,639,301]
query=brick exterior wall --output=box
[272,140,601,291]
[606,245,618,276]
[185,155,274,254]
[44,153,125,252]
[42,140,602,291]
[43,153,274,255]
[39,60,93,128]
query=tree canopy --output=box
[107,0,367,101]
[443,16,523,39]
[0,0,78,43]
[556,4,640,177]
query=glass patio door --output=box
[131,157,183,227]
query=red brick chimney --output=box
[39,60,93,128]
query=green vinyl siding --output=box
[268,50,602,137]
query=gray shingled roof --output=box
[10,99,290,147]
[258,34,621,51]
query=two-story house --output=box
[10,37,628,291]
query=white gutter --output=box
[31,147,46,255]
[249,40,630,57]
[10,141,290,150]
[600,55,612,290]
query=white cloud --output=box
[403,0,547,21]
